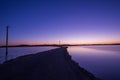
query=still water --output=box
[0,45,120,80]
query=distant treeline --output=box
[0,43,120,48]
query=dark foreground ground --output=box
[0,47,99,80]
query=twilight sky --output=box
[0,0,120,45]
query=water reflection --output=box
[68,45,120,80]
[68,46,116,54]
[0,45,120,80]
[0,47,57,63]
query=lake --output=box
[0,45,120,80]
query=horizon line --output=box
[1,43,120,47]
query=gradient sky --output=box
[0,0,120,45]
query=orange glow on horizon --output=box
[0,40,120,46]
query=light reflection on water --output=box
[0,45,120,80]
[68,45,120,80]
[0,47,57,63]
[68,46,116,55]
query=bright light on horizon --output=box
[0,40,120,46]
[0,0,120,46]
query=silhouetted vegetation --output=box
[0,43,120,48]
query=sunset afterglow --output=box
[0,0,120,46]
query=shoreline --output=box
[0,44,120,48]
[0,47,99,80]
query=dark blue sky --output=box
[0,0,120,45]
